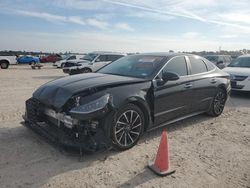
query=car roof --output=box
[132,52,190,58]
[90,51,125,55]
[204,55,231,57]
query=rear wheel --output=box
[0,60,9,69]
[109,104,145,150]
[207,88,227,117]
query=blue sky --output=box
[0,0,250,53]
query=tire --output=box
[0,60,9,69]
[81,68,92,73]
[107,103,145,150]
[207,87,227,117]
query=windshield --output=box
[228,57,250,68]
[82,53,98,61]
[97,55,165,79]
[204,56,218,62]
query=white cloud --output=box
[68,16,85,25]
[12,10,112,30]
[15,10,67,24]
[220,35,239,39]
[115,23,134,31]
[218,13,250,25]
[182,32,201,39]
[102,0,250,35]
[86,19,109,30]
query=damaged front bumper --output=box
[22,98,112,153]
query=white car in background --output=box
[63,52,125,75]
[223,54,250,91]
[54,54,84,68]
[0,56,17,69]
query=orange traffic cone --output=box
[148,131,175,176]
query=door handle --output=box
[211,78,217,84]
[184,83,192,88]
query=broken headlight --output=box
[70,94,110,114]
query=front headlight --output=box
[70,94,110,114]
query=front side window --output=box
[163,56,188,76]
[189,56,208,74]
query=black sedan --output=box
[23,53,231,152]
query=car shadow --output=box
[140,113,212,144]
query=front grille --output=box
[26,98,44,123]
[233,75,248,81]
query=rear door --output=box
[153,56,194,126]
[186,55,217,112]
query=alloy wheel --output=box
[114,110,142,147]
[213,90,226,115]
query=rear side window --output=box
[203,59,215,71]
[189,56,208,74]
[164,56,188,76]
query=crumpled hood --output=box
[33,73,145,109]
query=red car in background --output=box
[40,54,62,63]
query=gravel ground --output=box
[0,65,249,188]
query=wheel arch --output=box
[0,59,10,68]
[218,83,228,98]
[0,59,10,64]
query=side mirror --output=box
[95,58,100,62]
[217,61,223,64]
[162,71,180,81]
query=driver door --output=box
[153,56,194,126]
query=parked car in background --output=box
[204,55,232,69]
[63,52,125,75]
[17,55,40,65]
[54,55,84,68]
[40,54,62,63]
[223,54,250,91]
[0,55,17,69]
[23,53,230,152]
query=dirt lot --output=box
[0,65,250,188]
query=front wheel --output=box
[81,68,92,73]
[207,88,227,117]
[109,104,145,150]
[61,63,65,68]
